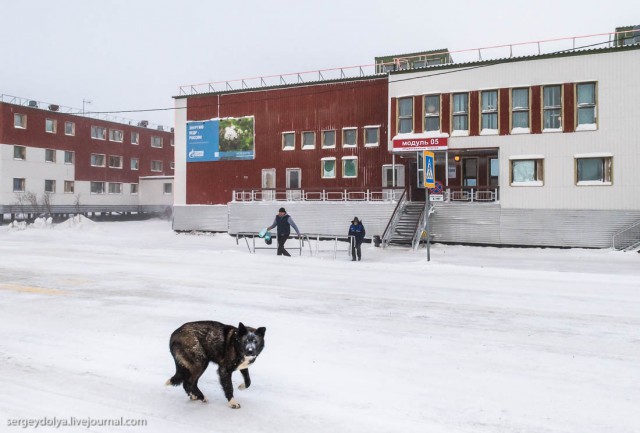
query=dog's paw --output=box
[238,383,246,390]
[228,399,241,409]
[202,397,208,403]
[189,393,198,400]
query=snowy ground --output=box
[0,218,639,433]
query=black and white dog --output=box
[166,321,266,409]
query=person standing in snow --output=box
[348,217,366,261]
[266,207,301,256]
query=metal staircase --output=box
[612,220,640,251]
[382,194,426,247]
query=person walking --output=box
[266,207,301,256]
[348,217,366,261]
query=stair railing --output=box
[411,201,430,250]
[612,220,640,250]
[381,188,407,248]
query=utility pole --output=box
[82,99,92,115]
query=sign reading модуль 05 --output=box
[187,117,255,162]
[392,137,448,152]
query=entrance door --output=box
[409,162,426,201]
[286,168,301,200]
[261,168,275,200]
[462,158,478,187]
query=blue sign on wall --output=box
[186,117,255,162]
[187,120,219,162]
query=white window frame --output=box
[65,121,75,136]
[575,153,612,186]
[13,178,26,192]
[44,179,56,193]
[109,129,124,143]
[342,127,357,148]
[45,148,56,163]
[321,130,336,149]
[543,85,562,132]
[14,113,27,129]
[45,118,57,134]
[64,151,75,165]
[382,164,405,188]
[170,161,175,170]
[151,160,163,172]
[282,132,295,151]
[64,181,75,194]
[342,156,358,179]
[301,131,316,150]
[364,126,380,147]
[108,155,123,169]
[131,158,139,171]
[163,183,173,195]
[509,155,545,186]
[90,153,106,167]
[91,125,107,140]
[131,132,139,145]
[13,145,26,160]
[130,183,139,195]
[321,157,336,179]
[108,182,123,194]
[90,181,105,194]
[151,136,163,148]
[286,168,302,189]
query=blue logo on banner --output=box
[187,120,220,162]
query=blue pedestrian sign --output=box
[423,151,435,188]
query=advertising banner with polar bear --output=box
[186,116,255,162]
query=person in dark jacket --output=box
[266,207,301,256]
[348,217,366,261]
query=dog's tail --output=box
[165,373,183,387]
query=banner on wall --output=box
[186,116,255,162]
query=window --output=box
[576,82,597,128]
[91,125,106,140]
[13,178,25,192]
[163,183,173,194]
[382,164,405,188]
[321,158,336,179]
[64,151,75,164]
[576,156,612,185]
[342,157,358,178]
[543,85,562,130]
[262,168,275,189]
[65,121,75,136]
[64,181,75,194]
[170,161,175,170]
[131,132,139,145]
[286,168,301,189]
[45,148,56,163]
[398,97,413,133]
[90,182,105,194]
[14,113,27,129]
[91,154,106,167]
[13,145,26,160]
[510,157,544,186]
[171,138,174,147]
[151,136,163,148]
[108,183,122,194]
[131,158,139,170]
[302,131,315,150]
[424,95,440,132]
[109,129,124,142]
[481,90,498,132]
[282,132,295,150]
[364,127,380,147]
[452,93,469,132]
[108,155,123,169]
[45,179,56,193]
[151,160,163,172]
[511,88,530,131]
[342,128,357,148]
[45,118,57,133]
[130,183,139,195]
[321,130,336,148]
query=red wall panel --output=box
[531,86,542,134]
[413,96,422,133]
[184,78,390,204]
[499,88,510,135]
[441,93,450,134]
[563,83,575,133]
[469,91,480,136]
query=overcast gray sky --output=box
[0,0,635,128]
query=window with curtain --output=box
[511,88,530,130]
[424,95,440,132]
[452,93,469,131]
[576,82,596,125]
[481,90,498,131]
[543,85,562,129]
[510,158,544,185]
[576,157,611,184]
[342,158,358,178]
[322,158,336,178]
[398,97,413,133]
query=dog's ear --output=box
[255,327,266,338]
[238,322,247,336]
